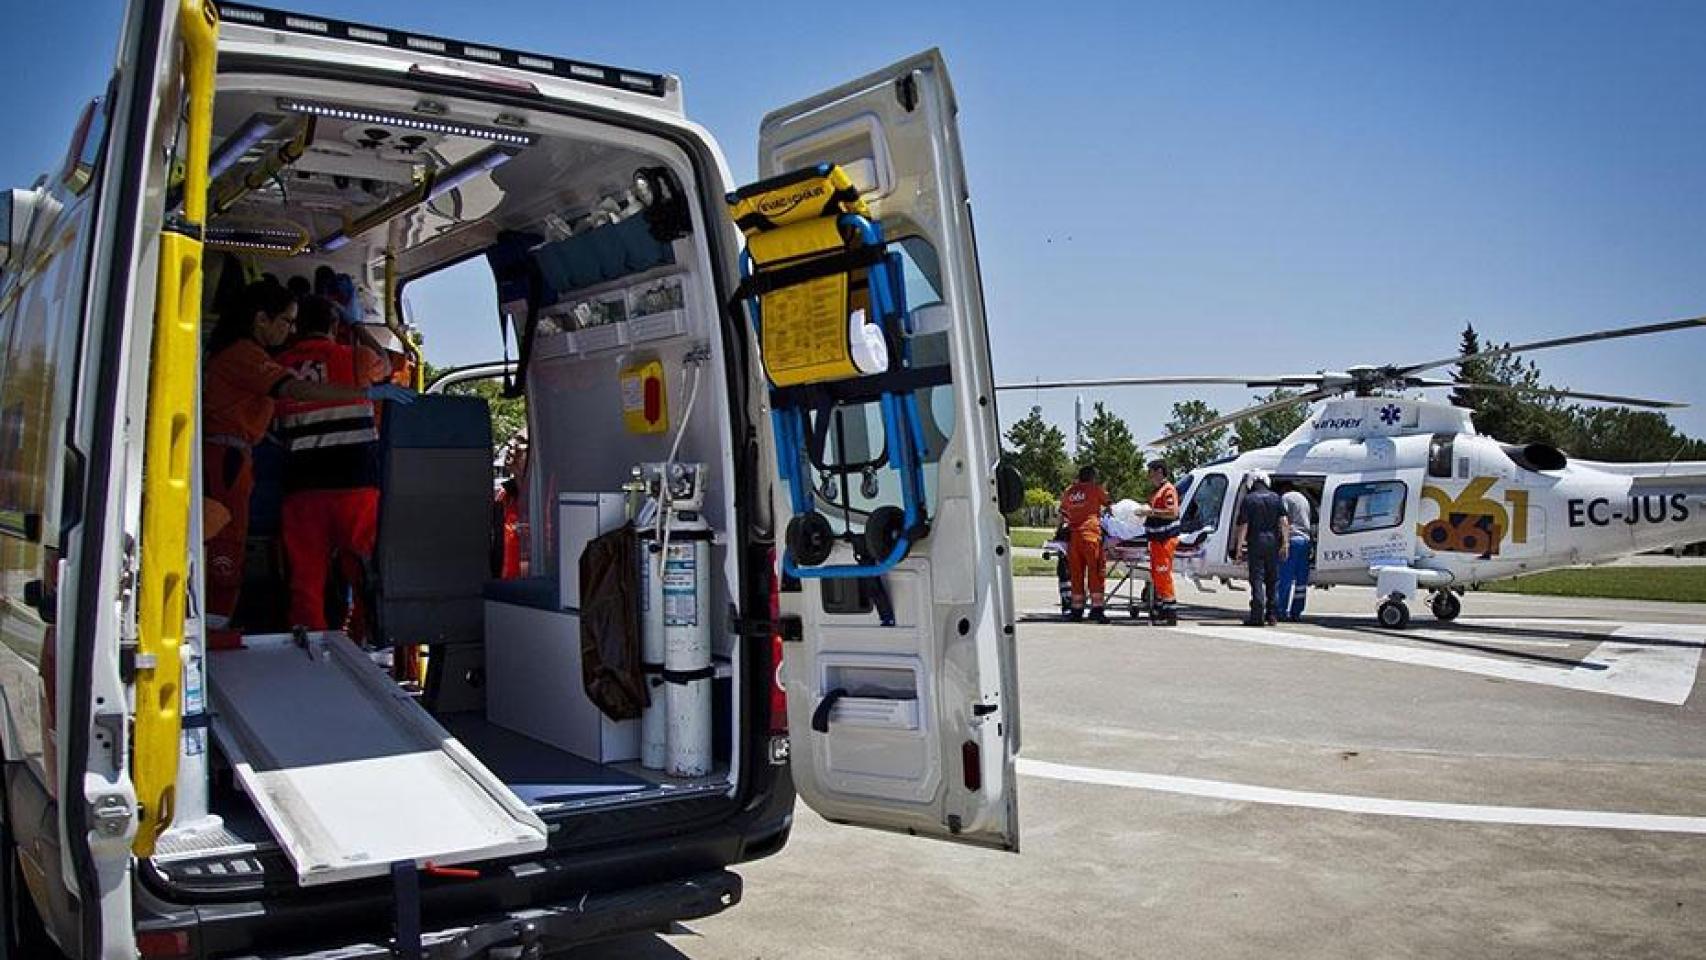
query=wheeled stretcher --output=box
[727,164,938,580]
[1042,527,1209,619]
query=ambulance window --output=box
[815,397,945,520]
[402,257,507,370]
[807,236,955,521]
[1181,474,1228,532]
[894,237,945,313]
[1330,480,1407,535]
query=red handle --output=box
[422,861,480,880]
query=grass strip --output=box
[1479,567,1706,603]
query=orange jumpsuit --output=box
[202,340,293,622]
[273,338,389,631]
[494,480,523,580]
[1148,480,1180,607]
[1060,480,1110,611]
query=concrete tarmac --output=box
[574,578,1706,959]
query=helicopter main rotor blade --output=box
[1448,382,1687,409]
[1149,387,1336,448]
[994,375,1326,392]
[1398,315,1706,378]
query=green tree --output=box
[1007,487,1060,528]
[1161,399,1227,474]
[1233,388,1311,452]
[1004,406,1072,494]
[1077,402,1144,501]
[1450,323,1572,446]
[1449,323,1488,413]
[1567,407,1706,462]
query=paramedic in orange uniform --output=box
[1059,465,1111,622]
[272,296,415,632]
[1139,459,1181,626]
[202,281,405,627]
[491,434,528,579]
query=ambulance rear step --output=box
[208,632,547,886]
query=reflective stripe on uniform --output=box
[284,427,379,451]
[278,402,373,428]
[278,401,377,451]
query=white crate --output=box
[532,330,576,361]
[574,322,629,354]
[627,307,688,344]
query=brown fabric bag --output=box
[578,526,645,720]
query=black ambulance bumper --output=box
[226,869,740,959]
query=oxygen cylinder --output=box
[636,526,667,770]
[662,514,714,778]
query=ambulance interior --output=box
[157,78,749,878]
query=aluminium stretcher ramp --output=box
[209,632,546,886]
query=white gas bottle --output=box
[642,461,714,779]
[661,514,713,778]
[636,525,667,770]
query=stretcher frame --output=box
[1043,533,1209,619]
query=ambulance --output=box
[0,2,1019,956]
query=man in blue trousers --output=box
[1275,482,1315,622]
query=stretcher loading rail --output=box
[209,632,547,885]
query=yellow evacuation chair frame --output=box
[134,0,218,856]
[729,165,870,387]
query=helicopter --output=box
[999,315,1706,627]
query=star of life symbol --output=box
[1379,403,1403,426]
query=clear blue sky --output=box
[5,1,1705,447]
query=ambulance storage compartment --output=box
[151,63,745,895]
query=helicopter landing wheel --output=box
[1429,590,1462,622]
[1377,596,1410,629]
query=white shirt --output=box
[1282,490,1313,538]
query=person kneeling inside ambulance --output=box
[273,295,416,634]
[203,281,412,629]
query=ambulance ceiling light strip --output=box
[276,99,537,147]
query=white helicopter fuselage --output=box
[1174,397,1706,598]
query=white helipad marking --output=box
[1397,629,1571,648]
[1018,758,1706,834]
[1175,622,1703,705]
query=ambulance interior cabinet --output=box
[485,600,639,763]
[557,492,628,610]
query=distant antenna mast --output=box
[1074,394,1085,456]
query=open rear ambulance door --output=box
[757,50,1021,850]
[59,0,216,955]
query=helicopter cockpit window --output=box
[1181,473,1228,533]
[1330,480,1407,535]
[1427,434,1454,479]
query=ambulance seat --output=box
[235,437,290,632]
[374,395,494,647]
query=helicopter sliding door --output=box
[1315,469,1422,579]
